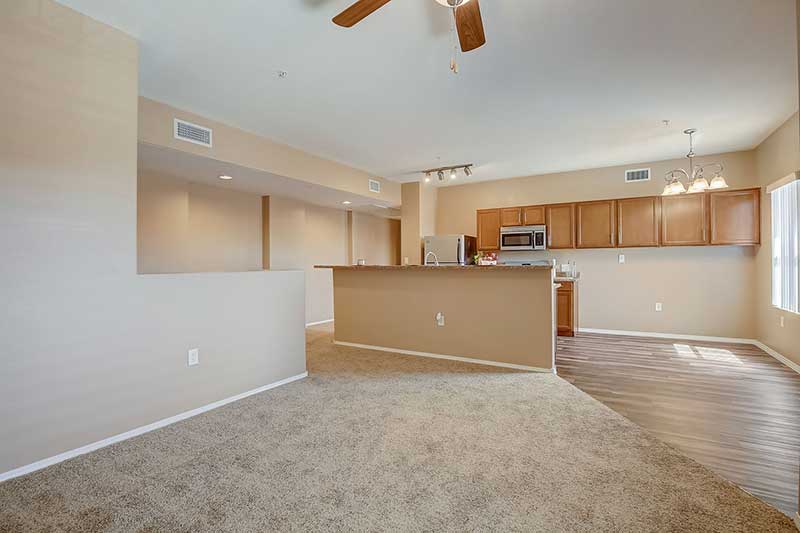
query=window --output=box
[771,178,799,313]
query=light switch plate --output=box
[655,303,663,312]
[436,312,445,327]
[188,348,199,366]
[618,254,625,264]
[780,316,785,328]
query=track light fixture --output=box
[419,164,474,184]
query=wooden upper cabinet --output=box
[476,209,501,251]
[546,203,576,249]
[523,206,546,225]
[709,188,760,245]
[500,207,523,227]
[661,194,708,246]
[617,197,660,248]
[576,200,616,248]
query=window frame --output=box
[770,175,799,315]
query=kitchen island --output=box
[315,265,556,372]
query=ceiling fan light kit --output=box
[662,129,728,196]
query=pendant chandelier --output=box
[662,129,729,196]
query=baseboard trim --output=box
[334,340,554,373]
[753,341,800,375]
[577,328,800,375]
[0,371,308,483]
[577,328,754,345]
[305,319,334,327]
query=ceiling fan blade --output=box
[455,0,486,52]
[333,0,391,27]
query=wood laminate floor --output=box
[556,333,800,516]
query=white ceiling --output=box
[61,0,798,185]
[138,143,401,218]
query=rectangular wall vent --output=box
[174,118,212,147]
[625,168,651,183]
[368,179,381,194]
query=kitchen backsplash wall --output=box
[499,247,757,339]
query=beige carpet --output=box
[0,324,795,532]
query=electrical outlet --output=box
[780,316,785,328]
[404,257,409,265]
[655,302,663,312]
[618,254,625,264]
[436,312,445,327]
[188,348,199,367]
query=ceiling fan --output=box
[332,0,486,53]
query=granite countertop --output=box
[315,264,553,271]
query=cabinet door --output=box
[500,207,523,227]
[556,283,574,336]
[661,194,708,246]
[476,209,501,251]
[576,200,616,248]
[709,188,760,245]
[546,204,576,249]
[523,206,546,225]
[617,197,660,248]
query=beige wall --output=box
[436,151,760,339]
[0,0,306,474]
[351,212,401,266]
[269,197,400,324]
[139,97,401,206]
[755,113,800,366]
[269,196,346,324]
[137,171,263,273]
[332,268,555,370]
[420,184,438,238]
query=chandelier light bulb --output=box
[670,180,686,194]
[709,174,729,190]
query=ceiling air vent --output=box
[625,168,650,183]
[368,179,381,194]
[174,118,212,148]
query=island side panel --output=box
[332,269,555,371]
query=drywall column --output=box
[401,182,422,265]
[262,196,270,269]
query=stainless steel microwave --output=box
[500,225,547,251]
